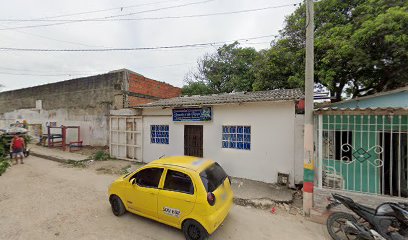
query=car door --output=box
[158,168,197,226]
[127,167,164,219]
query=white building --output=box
[110,89,305,185]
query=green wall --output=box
[321,114,408,194]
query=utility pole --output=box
[303,0,315,216]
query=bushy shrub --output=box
[0,159,10,176]
[93,150,110,161]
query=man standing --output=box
[10,134,25,164]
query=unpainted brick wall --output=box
[127,73,181,107]
[128,96,153,106]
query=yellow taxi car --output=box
[108,156,233,240]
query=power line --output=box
[0,3,301,22]
[0,0,216,31]
[0,1,193,47]
[0,71,94,77]
[0,63,196,77]
[0,2,295,48]
[33,0,186,20]
[0,34,277,52]
[0,23,106,47]
[0,66,97,74]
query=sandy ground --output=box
[0,156,329,240]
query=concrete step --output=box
[29,144,88,163]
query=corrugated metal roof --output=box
[319,85,408,108]
[314,107,408,115]
[136,89,304,108]
[315,107,408,111]
[333,85,408,104]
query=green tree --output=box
[182,79,214,96]
[252,39,305,91]
[184,0,408,100]
[182,42,259,95]
[277,0,408,101]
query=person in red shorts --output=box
[10,134,25,165]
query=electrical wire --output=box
[0,66,97,73]
[0,23,106,47]
[0,71,94,77]
[0,37,273,76]
[0,3,301,22]
[0,62,196,77]
[0,0,216,31]
[33,0,186,20]
[0,34,278,52]
[0,1,298,48]
[0,1,194,47]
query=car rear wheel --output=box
[182,220,209,240]
[110,195,125,216]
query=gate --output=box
[315,109,408,198]
[109,116,142,161]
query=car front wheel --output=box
[109,195,125,216]
[182,220,209,240]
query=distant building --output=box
[0,69,181,146]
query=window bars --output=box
[316,113,408,198]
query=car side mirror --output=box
[130,178,136,185]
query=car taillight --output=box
[207,192,216,206]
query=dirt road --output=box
[0,156,328,240]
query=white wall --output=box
[294,114,305,184]
[142,101,304,185]
[0,108,108,146]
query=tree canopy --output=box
[182,0,408,101]
[183,42,258,95]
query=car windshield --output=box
[200,162,227,192]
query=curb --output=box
[233,197,293,210]
[30,152,68,163]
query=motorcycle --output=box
[326,193,408,240]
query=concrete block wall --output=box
[2,108,109,146]
[128,96,153,106]
[0,69,180,146]
[0,72,124,114]
[127,72,181,107]
[314,187,408,212]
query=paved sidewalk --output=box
[231,178,297,211]
[29,144,89,163]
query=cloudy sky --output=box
[0,0,300,91]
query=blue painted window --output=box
[222,126,251,150]
[151,125,169,144]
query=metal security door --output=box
[184,125,203,157]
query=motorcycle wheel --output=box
[327,212,359,240]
